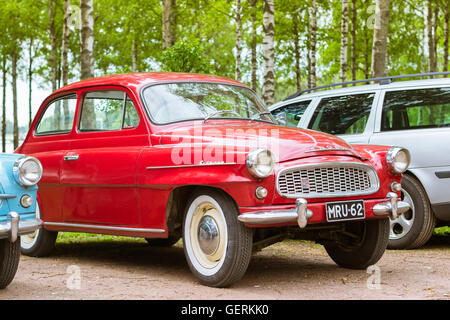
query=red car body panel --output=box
[17,73,401,238]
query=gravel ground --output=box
[1,235,448,300]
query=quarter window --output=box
[79,90,140,132]
[36,95,77,135]
[308,93,375,135]
[272,100,311,127]
[381,88,450,131]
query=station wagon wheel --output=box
[0,239,20,289]
[182,189,253,287]
[20,202,58,257]
[324,218,389,269]
[387,174,436,249]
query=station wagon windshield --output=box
[142,82,274,124]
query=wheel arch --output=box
[165,185,239,237]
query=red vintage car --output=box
[18,73,410,287]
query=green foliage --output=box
[161,40,210,74]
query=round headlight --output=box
[386,147,410,174]
[246,149,275,178]
[13,156,43,187]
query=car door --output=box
[19,94,78,223]
[305,91,380,144]
[369,86,450,206]
[61,87,149,226]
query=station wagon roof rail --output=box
[284,71,450,100]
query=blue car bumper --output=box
[0,212,42,243]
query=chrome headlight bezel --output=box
[386,147,410,174]
[13,156,43,187]
[246,149,275,178]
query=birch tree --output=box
[162,0,176,50]
[340,0,349,83]
[49,0,57,91]
[371,0,390,77]
[250,0,258,91]
[80,0,95,80]
[444,0,449,73]
[309,0,317,88]
[262,0,275,105]
[61,0,70,86]
[235,0,242,81]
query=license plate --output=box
[326,200,365,222]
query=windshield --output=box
[142,82,274,124]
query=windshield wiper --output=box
[203,110,242,123]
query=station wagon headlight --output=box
[247,149,275,178]
[13,156,43,187]
[386,147,410,174]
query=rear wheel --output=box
[388,174,436,249]
[324,218,389,269]
[0,239,20,289]
[20,202,58,257]
[182,189,253,287]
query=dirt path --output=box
[1,236,449,300]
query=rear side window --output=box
[308,93,375,135]
[79,90,140,132]
[381,88,450,131]
[36,95,77,135]
[272,100,311,127]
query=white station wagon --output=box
[270,74,450,249]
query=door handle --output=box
[64,154,79,161]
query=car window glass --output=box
[123,97,140,128]
[271,100,311,127]
[142,83,272,124]
[308,93,374,135]
[36,95,77,135]
[80,90,139,132]
[381,88,450,131]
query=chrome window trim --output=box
[276,162,380,199]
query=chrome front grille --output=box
[277,162,380,198]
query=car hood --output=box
[151,121,364,163]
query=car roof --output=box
[270,77,450,110]
[53,72,248,94]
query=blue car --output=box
[0,154,43,288]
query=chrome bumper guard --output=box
[238,193,410,229]
[0,212,42,243]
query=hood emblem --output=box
[306,146,351,153]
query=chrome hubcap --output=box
[390,189,415,240]
[197,216,220,256]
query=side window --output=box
[79,90,140,132]
[308,93,375,135]
[271,100,311,127]
[36,95,77,135]
[123,97,140,128]
[381,88,450,131]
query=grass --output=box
[56,232,146,244]
[433,226,450,236]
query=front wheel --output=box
[182,189,253,288]
[388,174,436,249]
[324,218,389,269]
[0,239,21,289]
[20,202,58,257]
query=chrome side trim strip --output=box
[146,162,237,170]
[44,222,165,233]
[0,194,17,199]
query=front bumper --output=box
[238,193,410,229]
[0,212,43,242]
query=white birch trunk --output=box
[340,0,349,83]
[262,0,275,105]
[80,0,95,80]
[371,0,390,78]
